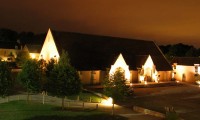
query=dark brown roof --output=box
[26,44,42,53]
[50,30,172,71]
[171,57,200,66]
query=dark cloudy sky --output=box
[1,0,200,47]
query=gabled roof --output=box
[25,44,42,53]
[171,57,200,66]
[49,30,172,71]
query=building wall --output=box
[0,49,19,61]
[174,65,195,83]
[130,70,139,83]
[99,71,106,83]
[158,71,172,82]
[130,70,172,83]
[79,70,101,85]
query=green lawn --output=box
[67,90,102,103]
[0,101,126,120]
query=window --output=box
[195,66,198,73]
[173,64,176,69]
[194,64,199,74]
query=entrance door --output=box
[182,73,186,82]
[145,67,152,82]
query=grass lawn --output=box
[0,100,126,120]
[67,90,102,103]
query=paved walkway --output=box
[0,94,163,120]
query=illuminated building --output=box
[39,29,59,61]
[171,57,200,83]
[35,29,172,84]
[0,41,21,62]
[23,44,42,60]
[0,28,172,84]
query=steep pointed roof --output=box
[113,53,128,67]
[46,30,171,71]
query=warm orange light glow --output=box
[109,53,130,82]
[30,53,36,59]
[144,55,154,70]
[153,71,159,82]
[155,79,159,83]
[143,55,158,82]
[172,72,175,79]
[176,66,185,75]
[101,97,113,106]
[196,81,200,85]
[139,75,144,82]
[39,29,60,61]
[144,81,147,85]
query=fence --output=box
[0,94,115,112]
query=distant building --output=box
[0,41,21,62]
[38,29,172,84]
[23,44,42,60]
[171,57,200,83]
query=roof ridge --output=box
[51,29,153,43]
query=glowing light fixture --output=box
[139,75,144,83]
[196,81,200,85]
[30,53,36,59]
[101,97,113,106]
[109,53,130,82]
[155,79,159,83]
[144,81,147,85]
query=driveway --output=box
[121,82,200,120]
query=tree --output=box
[159,43,197,62]
[0,28,18,42]
[17,59,42,102]
[15,51,30,67]
[46,58,56,78]
[47,50,81,109]
[103,67,132,102]
[185,47,198,57]
[0,61,12,98]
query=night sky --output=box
[1,0,200,47]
